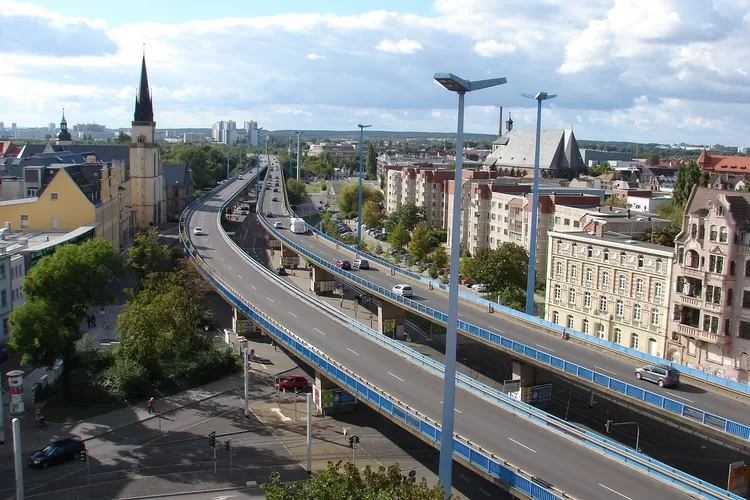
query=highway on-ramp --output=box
[273,185,750,431]
[186,157,694,500]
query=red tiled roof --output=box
[697,150,750,173]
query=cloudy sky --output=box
[2,0,750,145]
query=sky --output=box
[2,0,750,145]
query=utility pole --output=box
[12,418,23,500]
[605,420,641,452]
[225,131,231,180]
[244,347,249,418]
[306,393,313,475]
[288,137,293,178]
[294,130,303,180]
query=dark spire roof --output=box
[133,55,154,122]
[57,107,72,142]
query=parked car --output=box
[275,267,286,276]
[274,375,309,392]
[461,278,473,286]
[392,284,413,297]
[28,436,86,469]
[634,364,680,388]
[272,197,279,202]
[265,212,274,218]
[335,259,352,270]
[352,259,369,270]
[274,222,282,229]
[472,283,489,293]
[193,227,203,236]
[0,346,9,363]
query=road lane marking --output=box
[346,348,360,356]
[535,344,554,352]
[459,474,468,481]
[251,284,257,290]
[508,437,536,453]
[267,297,275,303]
[438,401,462,413]
[666,391,694,403]
[288,311,298,318]
[478,487,491,496]
[237,274,242,279]
[220,257,224,261]
[314,328,326,335]
[271,408,292,422]
[227,266,232,270]
[599,484,632,500]
[594,366,618,376]
[387,372,405,382]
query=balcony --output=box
[680,296,700,307]
[738,245,750,256]
[677,324,732,345]
[681,266,704,278]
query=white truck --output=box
[290,218,307,234]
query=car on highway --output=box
[352,259,369,270]
[274,375,309,392]
[272,197,278,202]
[266,186,271,190]
[273,188,278,192]
[275,267,286,276]
[274,222,282,229]
[238,174,244,180]
[335,259,352,270]
[635,364,680,387]
[28,436,86,469]
[392,284,413,297]
[193,227,203,236]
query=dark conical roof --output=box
[134,55,154,122]
[57,108,72,141]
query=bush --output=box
[162,344,239,389]
[320,180,328,192]
[99,357,152,400]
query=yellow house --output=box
[0,158,129,251]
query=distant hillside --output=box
[268,130,497,141]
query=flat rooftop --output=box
[0,225,96,253]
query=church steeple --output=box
[56,107,72,144]
[133,55,154,123]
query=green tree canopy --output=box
[646,153,661,166]
[470,243,529,293]
[674,161,704,206]
[366,141,377,179]
[161,143,250,190]
[338,183,384,215]
[262,461,449,500]
[641,225,680,247]
[429,246,448,269]
[116,131,131,144]
[388,221,411,249]
[286,178,307,205]
[408,222,432,260]
[385,203,425,232]
[362,200,384,228]
[10,239,124,396]
[128,228,175,275]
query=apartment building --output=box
[415,169,454,229]
[545,230,673,357]
[668,187,750,382]
[385,167,403,213]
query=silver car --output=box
[634,364,680,388]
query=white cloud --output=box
[2,1,750,145]
[473,39,517,57]
[376,38,424,54]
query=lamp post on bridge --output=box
[255,127,264,198]
[356,124,371,248]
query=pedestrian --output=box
[147,397,155,414]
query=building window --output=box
[585,268,593,284]
[620,252,626,265]
[618,274,626,292]
[582,319,590,334]
[614,328,622,344]
[602,271,610,287]
[635,278,644,295]
[556,240,563,253]
[637,255,644,268]
[50,192,58,200]
[554,284,561,300]
[21,214,28,228]
[703,314,720,334]
[569,289,576,304]
[720,227,728,243]
[651,309,660,326]
[596,323,605,339]
[742,290,750,309]
[709,255,724,274]
[633,304,642,322]
[616,300,624,317]
[740,321,750,340]
[710,225,718,241]
[587,246,593,258]
[555,262,563,278]
[567,315,574,328]
[654,282,663,299]
[631,333,639,349]
[603,249,609,261]
[706,285,722,305]
[656,259,663,273]
[570,264,578,280]
[599,296,608,313]
[1,290,6,308]
[584,292,592,308]
[552,311,559,324]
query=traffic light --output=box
[605,420,613,434]
[224,439,231,451]
[208,431,216,448]
[348,435,360,448]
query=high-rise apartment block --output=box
[212,120,237,144]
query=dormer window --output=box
[717,205,724,217]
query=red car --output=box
[265,212,274,218]
[274,375,309,392]
[335,259,351,270]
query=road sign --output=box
[728,461,750,496]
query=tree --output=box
[673,161,704,206]
[338,183,383,216]
[128,228,175,275]
[162,143,229,190]
[365,141,377,179]
[116,131,131,144]
[471,243,529,293]
[286,178,307,205]
[601,196,627,208]
[262,461,449,500]
[646,153,661,166]
[362,200,384,228]
[588,162,612,176]
[385,203,424,232]
[9,239,124,397]
[388,221,411,249]
[408,222,431,260]
[641,225,680,247]
[429,246,448,269]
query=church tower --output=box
[129,55,166,228]
[56,108,73,146]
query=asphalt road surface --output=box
[185,158,697,500]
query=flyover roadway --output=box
[267,178,750,433]
[187,156,694,500]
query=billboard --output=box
[728,461,750,496]
[320,388,356,409]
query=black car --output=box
[29,436,86,468]
[273,188,278,192]
[0,345,8,363]
[272,197,278,202]
[275,267,286,276]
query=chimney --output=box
[595,222,604,237]
[498,106,503,138]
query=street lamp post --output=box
[265,134,270,167]
[255,127,264,198]
[225,131,231,180]
[521,92,557,316]
[288,137,293,178]
[294,130,303,180]
[357,124,372,248]
[433,72,506,497]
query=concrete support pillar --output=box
[311,371,356,416]
[280,244,299,268]
[310,266,337,295]
[377,301,406,339]
[511,360,550,386]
